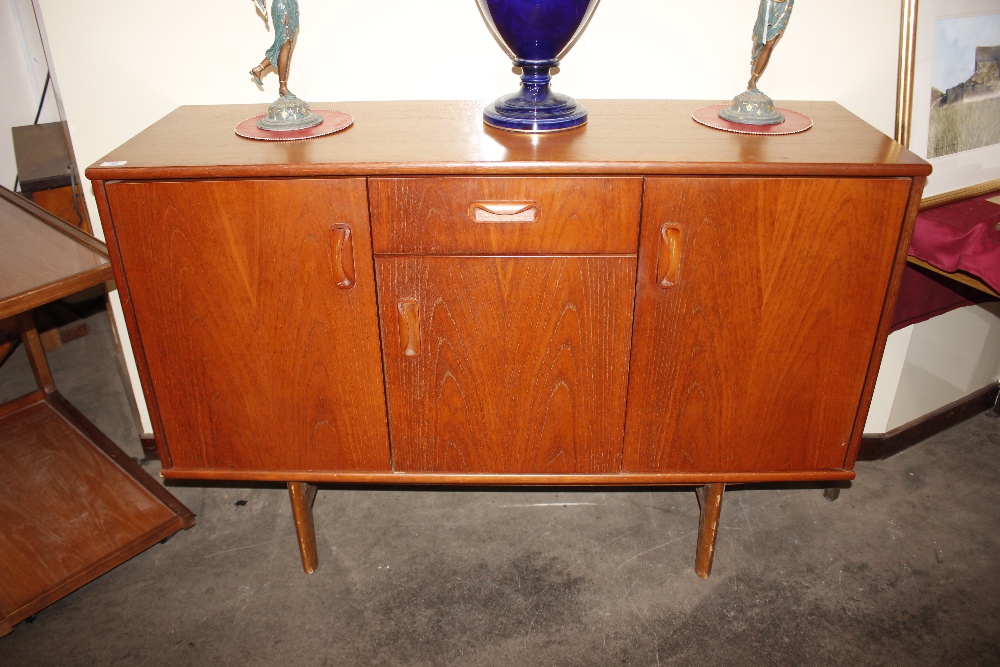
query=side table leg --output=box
[16,311,56,394]
[823,485,842,501]
[287,482,319,574]
[694,483,725,578]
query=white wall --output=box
[35,0,992,435]
[866,304,1000,433]
[35,0,904,195]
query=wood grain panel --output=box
[156,467,857,485]
[0,187,111,320]
[29,186,90,232]
[369,177,641,254]
[0,400,180,624]
[623,177,912,473]
[105,178,390,472]
[85,101,930,182]
[378,255,636,474]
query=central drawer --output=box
[369,176,642,255]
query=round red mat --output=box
[235,109,354,141]
[692,104,812,135]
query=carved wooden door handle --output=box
[656,224,682,288]
[397,299,420,357]
[330,224,355,289]
[468,201,540,223]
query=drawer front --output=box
[369,177,642,255]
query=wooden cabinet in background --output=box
[88,100,930,578]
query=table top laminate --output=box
[86,100,931,182]
[0,188,112,320]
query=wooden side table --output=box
[0,186,193,637]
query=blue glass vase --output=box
[476,0,601,132]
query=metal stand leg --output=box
[986,386,999,418]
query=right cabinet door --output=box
[623,177,912,473]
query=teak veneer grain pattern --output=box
[377,255,636,474]
[87,100,930,578]
[623,177,913,473]
[369,176,642,255]
[89,101,928,180]
[103,178,390,473]
[0,402,179,618]
[0,188,110,320]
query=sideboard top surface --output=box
[86,100,930,181]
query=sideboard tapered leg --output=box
[694,483,725,578]
[287,482,319,574]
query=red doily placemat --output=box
[692,104,813,135]
[235,109,354,141]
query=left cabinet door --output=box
[104,179,390,473]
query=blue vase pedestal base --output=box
[482,60,588,133]
[484,93,588,133]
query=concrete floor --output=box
[1,309,999,666]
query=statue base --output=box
[257,95,323,131]
[692,104,812,136]
[235,109,354,141]
[718,88,785,126]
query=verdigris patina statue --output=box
[719,0,794,125]
[249,0,322,131]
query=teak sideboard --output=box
[87,100,930,577]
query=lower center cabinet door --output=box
[377,256,636,474]
[105,178,390,473]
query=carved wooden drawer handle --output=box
[397,299,420,357]
[468,201,540,223]
[656,224,682,288]
[330,224,355,289]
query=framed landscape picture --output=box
[898,0,1000,204]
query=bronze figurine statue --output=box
[250,0,299,98]
[248,0,322,131]
[720,0,795,126]
[748,0,793,90]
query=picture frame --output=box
[896,0,1000,207]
